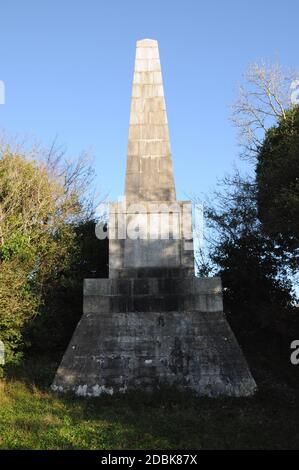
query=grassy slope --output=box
[0,354,299,450]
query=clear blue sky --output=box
[0,0,298,201]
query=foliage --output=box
[25,221,108,360]
[202,173,296,334]
[0,259,39,365]
[256,105,299,271]
[0,142,96,367]
[198,62,299,338]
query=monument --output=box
[52,39,256,397]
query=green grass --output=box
[0,357,299,449]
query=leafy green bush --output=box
[0,145,96,369]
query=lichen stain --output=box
[157,315,165,326]
[76,384,114,396]
[169,337,190,375]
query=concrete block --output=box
[52,310,257,397]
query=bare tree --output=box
[231,61,298,161]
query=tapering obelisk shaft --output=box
[125,39,176,202]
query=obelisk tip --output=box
[136,38,158,47]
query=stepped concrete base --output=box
[52,277,257,397]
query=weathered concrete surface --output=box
[52,277,257,396]
[109,200,194,278]
[83,276,223,313]
[52,310,255,397]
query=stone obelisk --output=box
[52,39,257,397]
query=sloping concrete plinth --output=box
[52,277,257,397]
